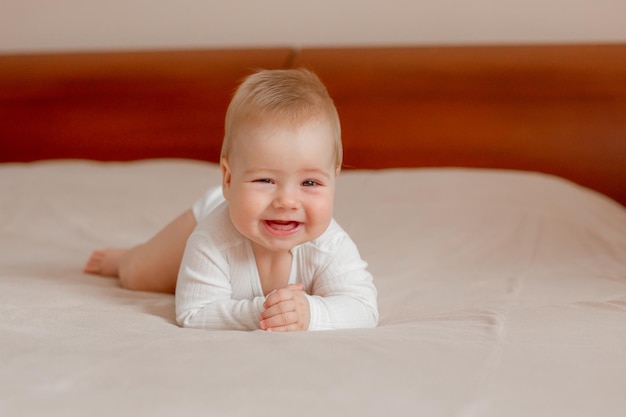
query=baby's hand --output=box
[259,283,310,332]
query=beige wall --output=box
[2,0,625,53]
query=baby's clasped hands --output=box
[259,283,310,332]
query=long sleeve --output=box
[296,222,379,331]
[175,213,265,331]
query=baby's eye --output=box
[254,178,273,184]
[302,180,320,187]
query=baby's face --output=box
[222,117,338,255]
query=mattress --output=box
[1,159,625,417]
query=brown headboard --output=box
[1,44,625,206]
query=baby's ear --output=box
[221,158,232,200]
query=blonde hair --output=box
[221,68,342,169]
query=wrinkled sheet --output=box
[1,159,625,417]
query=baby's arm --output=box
[175,233,265,331]
[261,236,379,332]
[305,238,379,331]
[177,292,266,331]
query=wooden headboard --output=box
[1,44,625,206]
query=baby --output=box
[85,68,379,332]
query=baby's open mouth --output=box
[265,220,301,231]
[265,220,302,236]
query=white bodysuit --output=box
[175,187,379,331]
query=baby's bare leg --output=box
[85,209,196,294]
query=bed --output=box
[1,44,625,417]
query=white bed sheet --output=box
[1,159,625,417]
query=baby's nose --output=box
[273,189,301,210]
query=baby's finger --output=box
[263,323,301,332]
[260,300,295,321]
[263,288,294,309]
[260,311,298,330]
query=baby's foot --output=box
[84,248,127,277]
